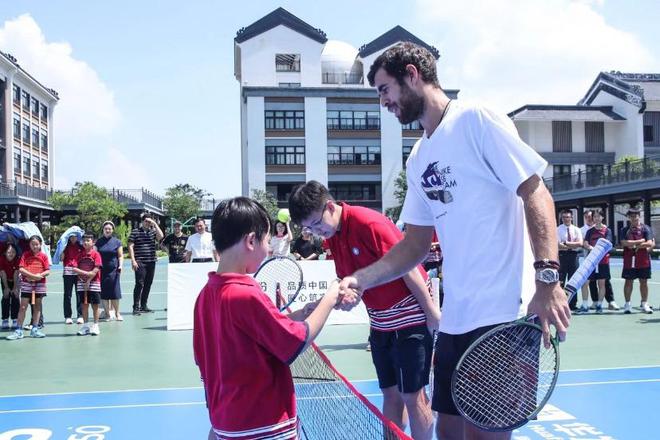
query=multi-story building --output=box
[509,72,660,190]
[235,8,458,212]
[0,50,58,223]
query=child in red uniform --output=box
[7,236,50,340]
[193,197,339,440]
[0,244,20,329]
[73,234,103,336]
[289,181,438,440]
[62,234,84,324]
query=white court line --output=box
[557,378,660,387]
[562,364,660,372]
[0,401,205,415]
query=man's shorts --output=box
[431,324,501,415]
[20,292,46,299]
[369,323,432,393]
[588,264,610,280]
[622,267,651,280]
[78,291,101,305]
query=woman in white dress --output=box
[269,221,293,258]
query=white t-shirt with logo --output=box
[400,102,547,334]
[184,232,215,260]
[269,235,291,257]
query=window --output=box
[327,146,381,165]
[329,183,380,201]
[265,146,305,165]
[12,84,20,105]
[327,110,380,130]
[275,54,301,72]
[403,145,412,168]
[586,165,604,187]
[23,153,30,177]
[22,122,30,143]
[31,97,39,117]
[13,115,20,140]
[22,91,30,111]
[403,120,422,130]
[32,158,39,179]
[264,111,304,130]
[41,163,48,182]
[13,152,21,174]
[41,133,48,152]
[585,122,604,153]
[278,82,301,88]
[40,103,47,120]
[553,164,572,191]
[32,128,39,147]
[645,125,654,143]
[552,121,572,152]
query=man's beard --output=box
[397,83,424,125]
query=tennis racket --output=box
[451,238,612,432]
[253,257,304,312]
[25,255,45,306]
[428,276,441,399]
[78,256,96,306]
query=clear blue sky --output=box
[2,0,658,198]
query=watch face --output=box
[538,268,559,284]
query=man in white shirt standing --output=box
[184,218,218,263]
[557,210,582,310]
[338,42,566,440]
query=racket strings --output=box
[454,325,557,429]
[254,258,303,310]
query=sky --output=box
[1,0,659,199]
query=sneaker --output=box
[106,310,116,322]
[6,329,24,340]
[65,318,73,325]
[608,301,620,311]
[641,303,653,314]
[90,323,100,336]
[76,317,84,325]
[23,323,32,330]
[595,304,603,314]
[590,303,597,310]
[133,307,141,316]
[30,327,45,338]
[623,303,632,314]
[99,311,108,320]
[116,314,124,322]
[1,319,9,329]
[77,325,90,336]
[577,304,589,314]
[141,306,154,313]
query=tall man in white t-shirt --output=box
[184,218,218,263]
[338,42,566,440]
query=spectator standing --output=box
[161,221,189,263]
[184,218,218,263]
[128,213,163,315]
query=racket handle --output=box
[31,290,35,305]
[565,238,612,300]
[84,290,88,305]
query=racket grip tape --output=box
[565,238,612,298]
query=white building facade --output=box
[235,8,458,212]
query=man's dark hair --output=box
[367,42,440,88]
[140,213,152,222]
[584,209,594,217]
[194,217,206,225]
[288,181,334,224]
[561,209,573,216]
[211,197,270,252]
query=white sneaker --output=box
[65,318,73,325]
[23,323,32,330]
[106,310,116,322]
[99,311,108,320]
[641,302,653,314]
[77,325,90,336]
[90,323,100,336]
[116,314,124,322]
[608,301,620,311]
[76,317,84,325]
[623,303,632,314]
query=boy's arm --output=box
[403,268,440,333]
[299,282,340,353]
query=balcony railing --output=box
[0,181,52,201]
[108,188,163,210]
[544,155,660,194]
[322,72,364,85]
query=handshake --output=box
[302,276,363,315]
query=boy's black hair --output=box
[28,235,42,244]
[83,233,95,240]
[288,181,333,225]
[211,197,270,252]
[367,42,441,89]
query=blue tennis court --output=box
[1,366,657,439]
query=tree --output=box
[48,182,128,237]
[384,169,407,223]
[251,188,279,220]
[163,184,209,224]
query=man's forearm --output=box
[519,177,558,261]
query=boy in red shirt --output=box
[73,234,103,336]
[193,197,339,440]
[289,181,438,440]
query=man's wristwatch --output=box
[535,267,560,284]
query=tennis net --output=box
[291,343,411,440]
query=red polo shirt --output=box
[585,226,613,265]
[328,203,428,331]
[193,272,307,439]
[63,243,83,275]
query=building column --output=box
[607,196,615,243]
[381,109,403,213]
[304,97,328,185]
[577,201,585,227]
[38,210,43,229]
[14,206,20,223]
[245,96,266,195]
[643,191,651,226]
[26,207,31,222]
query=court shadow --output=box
[317,343,370,351]
[143,325,168,331]
[638,318,660,324]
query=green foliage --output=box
[251,188,279,220]
[163,184,209,224]
[48,182,128,237]
[384,169,407,223]
[115,220,131,248]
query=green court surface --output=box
[1,258,659,398]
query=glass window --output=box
[42,163,48,182]
[552,121,572,152]
[32,128,39,146]
[31,97,39,117]
[13,152,21,174]
[327,110,380,130]
[23,153,31,176]
[403,120,422,130]
[402,146,412,168]
[265,110,304,130]
[13,115,21,140]
[329,183,380,201]
[266,146,305,165]
[32,158,39,179]
[22,122,30,143]
[366,111,380,129]
[275,54,301,72]
[41,133,48,152]
[40,103,48,120]
[585,122,604,153]
[12,84,20,105]
[22,91,30,111]
[327,111,340,130]
[644,125,654,143]
[339,111,353,130]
